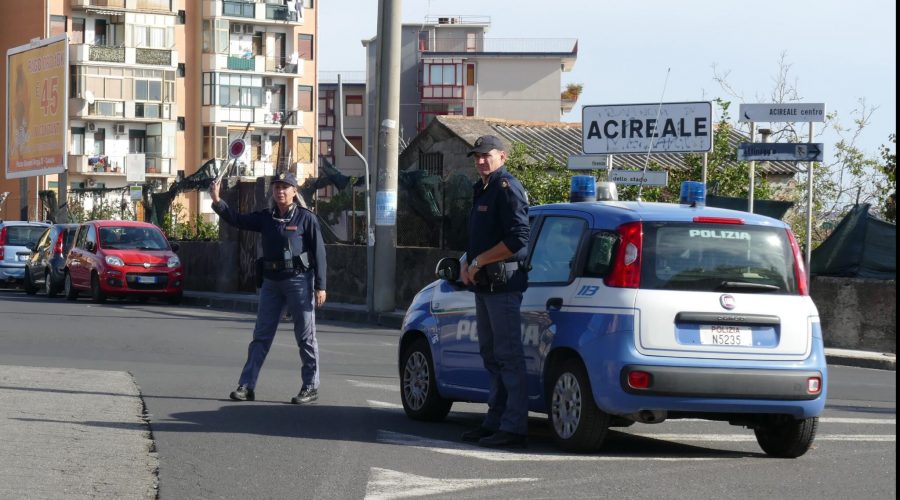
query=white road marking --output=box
[367,400,403,410]
[348,379,399,392]
[820,417,896,425]
[376,430,718,462]
[364,467,536,500]
[628,433,896,442]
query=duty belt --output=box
[262,260,299,271]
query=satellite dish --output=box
[84,90,95,104]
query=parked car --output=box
[0,220,50,286]
[64,220,184,304]
[23,223,79,297]
[398,182,826,458]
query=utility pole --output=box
[372,0,401,312]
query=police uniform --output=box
[212,174,327,401]
[466,138,530,442]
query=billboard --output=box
[6,33,68,180]
[582,101,713,154]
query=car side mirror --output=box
[85,241,96,252]
[170,242,180,252]
[435,257,460,281]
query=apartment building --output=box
[361,15,577,166]
[317,71,366,180]
[0,0,318,222]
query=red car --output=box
[64,220,184,304]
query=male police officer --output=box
[209,172,327,404]
[460,135,530,448]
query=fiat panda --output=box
[398,182,825,458]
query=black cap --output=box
[272,171,298,188]
[467,135,507,156]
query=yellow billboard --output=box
[5,33,68,179]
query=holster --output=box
[255,258,264,288]
[484,262,508,289]
[292,252,310,272]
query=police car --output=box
[398,180,826,458]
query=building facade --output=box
[361,15,577,168]
[0,0,318,223]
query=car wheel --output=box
[754,416,818,458]
[64,272,78,301]
[44,271,58,298]
[400,336,452,421]
[548,358,610,452]
[90,273,106,304]
[23,268,38,295]
[167,292,183,305]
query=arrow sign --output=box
[737,142,824,162]
[739,103,826,123]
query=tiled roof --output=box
[434,115,802,175]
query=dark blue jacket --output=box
[213,200,327,290]
[467,167,529,293]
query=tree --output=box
[713,53,892,248]
[877,134,896,223]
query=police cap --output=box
[272,171,299,188]
[467,135,507,156]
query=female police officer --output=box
[209,172,327,404]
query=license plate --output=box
[18,255,29,261]
[136,276,157,284]
[699,325,753,346]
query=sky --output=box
[318,0,897,161]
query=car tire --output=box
[754,415,818,458]
[167,292,183,305]
[44,270,58,298]
[400,337,452,421]
[64,272,78,301]
[548,358,610,452]
[90,273,107,304]
[23,268,38,295]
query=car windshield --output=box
[4,226,46,246]
[99,226,169,250]
[640,222,800,294]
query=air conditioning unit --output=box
[87,122,96,132]
[115,124,126,135]
[262,77,273,87]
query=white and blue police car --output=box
[398,179,826,458]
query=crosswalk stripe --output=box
[628,433,896,442]
[348,379,399,392]
[364,467,536,499]
[376,430,719,462]
[820,418,895,424]
[368,400,403,409]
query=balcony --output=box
[69,44,177,68]
[265,3,299,22]
[206,0,304,24]
[72,0,173,13]
[265,56,302,75]
[201,106,303,127]
[222,0,255,18]
[68,155,126,175]
[227,55,256,71]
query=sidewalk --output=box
[182,290,896,371]
[0,365,158,499]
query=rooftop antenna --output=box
[637,67,671,202]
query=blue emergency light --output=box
[570,175,597,202]
[679,181,706,207]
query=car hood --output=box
[103,249,175,265]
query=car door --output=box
[68,224,93,288]
[520,212,591,399]
[26,228,51,284]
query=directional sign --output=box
[582,102,712,154]
[739,103,826,123]
[737,143,824,162]
[567,154,609,170]
[609,169,668,186]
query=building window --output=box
[345,95,363,117]
[93,128,106,155]
[135,80,162,101]
[203,73,263,108]
[129,130,147,154]
[297,85,313,112]
[71,128,85,155]
[425,62,462,86]
[419,151,443,177]
[177,63,185,77]
[50,15,67,37]
[202,19,228,54]
[135,103,161,118]
[319,129,333,158]
[297,34,313,60]
[296,137,313,163]
[72,18,85,44]
[319,89,334,127]
[202,126,228,160]
[345,136,362,156]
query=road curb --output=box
[826,352,896,371]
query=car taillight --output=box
[53,231,65,256]
[0,227,6,260]
[604,221,642,288]
[786,228,809,296]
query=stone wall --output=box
[810,276,896,353]
[174,242,896,352]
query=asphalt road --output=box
[0,289,895,499]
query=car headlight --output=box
[105,255,124,267]
[167,256,181,268]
